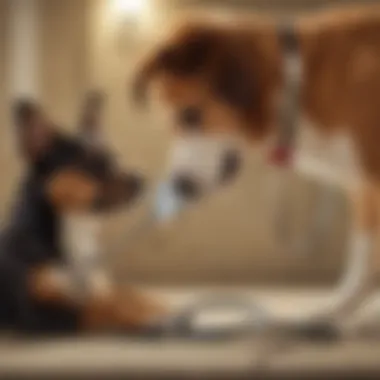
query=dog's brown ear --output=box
[132,26,216,105]
[12,99,54,161]
[213,51,271,137]
[132,48,171,106]
[214,56,256,118]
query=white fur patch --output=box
[294,119,363,190]
[167,135,241,190]
[334,232,373,305]
[62,214,112,297]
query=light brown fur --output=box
[133,5,380,321]
[134,6,380,176]
[133,5,380,218]
[47,169,100,212]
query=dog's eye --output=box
[81,150,114,180]
[178,106,202,130]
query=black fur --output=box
[0,124,141,335]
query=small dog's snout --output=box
[220,150,242,183]
[93,173,145,211]
[124,173,144,198]
[173,175,201,199]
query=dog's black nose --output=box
[124,173,144,199]
[94,173,145,211]
[173,174,201,199]
[220,149,242,183]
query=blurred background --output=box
[2,0,374,287]
[2,0,380,378]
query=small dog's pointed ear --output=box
[77,90,105,145]
[12,99,54,161]
[12,99,39,130]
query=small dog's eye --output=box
[178,106,202,130]
[81,150,114,180]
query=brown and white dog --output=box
[132,5,380,326]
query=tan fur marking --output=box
[47,169,99,212]
[28,266,72,305]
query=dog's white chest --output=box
[293,119,363,190]
[62,214,112,296]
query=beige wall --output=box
[0,0,21,219]
[0,0,7,209]
[1,0,353,285]
[39,0,89,126]
[0,0,6,126]
[0,0,6,156]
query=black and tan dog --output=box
[0,97,164,335]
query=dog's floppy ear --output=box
[132,48,170,105]
[12,99,54,161]
[132,25,216,105]
[213,50,270,137]
[213,56,255,117]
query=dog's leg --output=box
[81,287,168,332]
[349,187,380,335]
[29,266,167,332]
[318,181,377,322]
[113,288,168,329]
[261,183,377,344]
[29,265,79,305]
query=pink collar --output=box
[268,145,294,168]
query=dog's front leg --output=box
[113,287,168,329]
[260,183,377,348]
[81,287,168,332]
[320,181,377,322]
[29,264,79,305]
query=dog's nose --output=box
[94,173,145,211]
[173,174,201,199]
[124,173,144,199]
[220,149,242,183]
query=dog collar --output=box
[268,22,302,168]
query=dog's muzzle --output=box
[94,173,144,211]
[169,135,242,198]
[172,149,242,199]
[153,136,242,222]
